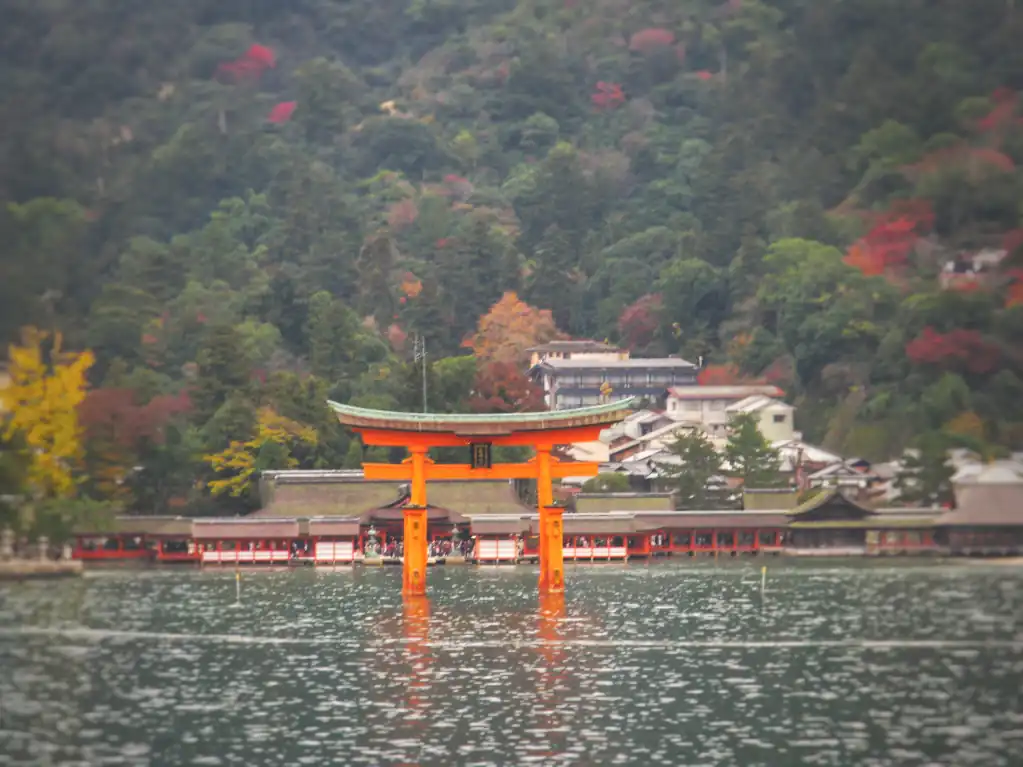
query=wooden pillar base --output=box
[403,506,429,596]
[538,506,565,594]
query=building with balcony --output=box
[526,340,627,369]
[663,385,787,436]
[529,356,698,410]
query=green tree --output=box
[658,429,729,510]
[192,325,251,423]
[725,413,784,488]
[893,432,956,507]
[581,473,631,493]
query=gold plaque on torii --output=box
[470,442,492,469]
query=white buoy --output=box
[761,565,767,595]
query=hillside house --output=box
[530,357,698,410]
[725,395,796,441]
[663,385,787,435]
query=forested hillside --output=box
[2,0,1023,516]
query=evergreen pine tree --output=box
[658,429,730,509]
[192,325,251,423]
[893,432,955,507]
[725,413,784,488]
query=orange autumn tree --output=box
[464,291,566,366]
[464,292,565,411]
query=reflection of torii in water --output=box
[404,596,431,714]
[534,593,569,760]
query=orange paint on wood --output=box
[353,425,608,447]
[539,506,565,594]
[403,507,429,596]
[362,460,599,481]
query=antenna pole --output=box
[415,335,428,413]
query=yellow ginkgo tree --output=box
[1,327,94,498]
[205,407,317,497]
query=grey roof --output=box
[527,340,621,353]
[667,385,784,400]
[193,518,300,539]
[939,465,1023,526]
[534,357,696,370]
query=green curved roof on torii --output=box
[327,397,636,436]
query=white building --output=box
[527,340,627,369]
[664,385,787,436]
[725,395,796,442]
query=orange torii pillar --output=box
[535,446,564,594]
[403,445,430,597]
[538,505,565,594]
[363,449,596,596]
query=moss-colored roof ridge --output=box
[327,397,636,425]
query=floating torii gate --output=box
[328,399,635,596]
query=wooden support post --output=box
[402,445,430,596]
[403,506,428,596]
[409,445,428,507]
[535,447,554,592]
[539,506,565,594]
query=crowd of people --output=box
[360,536,476,560]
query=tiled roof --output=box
[666,385,784,400]
[725,395,792,414]
[527,340,620,353]
[535,357,696,370]
[328,397,636,434]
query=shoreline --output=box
[0,560,84,581]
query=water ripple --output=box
[0,560,1021,766]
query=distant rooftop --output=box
[726,394,792,414]
[527,340,621,353]
[534,357,696,370]
[667,385,784,400]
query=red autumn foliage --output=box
[628,28,676,53]
[1005,269,1023,308]
[905,327,1000,374]
[592,81,625,111]
[469,361,546,413]
[977,88,1019,134]
[245,44,276,69]
[79,389,192,448]
[948,278,983,293]
[617,293,662,350]
[844,199,934,277]
[760,357,794,387]
[268,101,297,123]
[435,238,453,248]
[1003,229,1023,255]
[386,323,407,351]
[387,198,419,230]
[442,174,474,200]
[905,145,1015,181]
[217,43,277,83]
[695,70,714,81]
[696,363,766,386]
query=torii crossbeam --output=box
[328,398,635,596]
